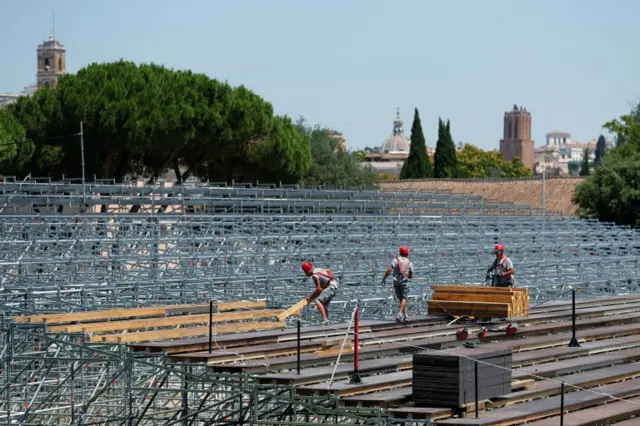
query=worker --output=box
[382,246,414,322]
[487,244,515,287]
[301,261,339,325]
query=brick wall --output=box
[380,177,583,215]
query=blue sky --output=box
[1,0,639,151]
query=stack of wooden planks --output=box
[427,285,530,319]
[13,300,285,343]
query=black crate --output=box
[412,347,512,407]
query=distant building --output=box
[534,131,613,175]
[0,30,65,108]
[361,109,433,177]
[37,31,67,89]
[499,105,535,170]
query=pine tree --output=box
[400,108,432,179]
[580,148,590,176]
[434,118,457,178]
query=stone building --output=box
[37,31,67,89]
[499,104,535,169]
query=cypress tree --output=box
[595,134,607,166]
[580,148,590,176]
[400,108,432,179]
[434,118,457,178]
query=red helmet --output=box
[399,246,409,256]
[494,244,504,253]
[301,261,313,274]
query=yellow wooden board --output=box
[276,298,309,322]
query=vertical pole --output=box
[542,168,546,215]
[80,122,86,200]
[349,304,362,384]
[568,289,580,347]
[475,361,479,418]
[296,319,301,375]
[208,300,213,353]
[560,381,565,426]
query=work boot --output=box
[395,313,403,323]
[322,319,330,326]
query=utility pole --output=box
[80,122,86,200]
[542,168,546,216]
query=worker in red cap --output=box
[301,261,339,325]
[382,246,414,322]
[487,244,515,287]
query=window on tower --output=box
[44,57,50,69]
[59,57,62,70]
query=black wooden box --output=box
[412,347,512,408]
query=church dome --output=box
[381,109,410,153]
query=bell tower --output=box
[36,29,66,89]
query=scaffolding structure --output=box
[1,181,640,425]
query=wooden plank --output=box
[387,405,454,420]
[296,370,413,397]
[49,309,284,333]
[512,335,640,368]
[276,298,308,322]
[432,293,516,304]
[343,387,415,408]
[427,301,511,317]
[512,346,640,381]
[255,355,413,386]
[14,300,266,324]
[96,320,285,343]
[434,378,640,425]
[491,362,640,409]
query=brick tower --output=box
[499,104,534,169]
[36,30,66,89]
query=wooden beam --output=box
[49,309,283,333]
[276,298,308,322]
[15,300,266,324]
[95,320,285,343]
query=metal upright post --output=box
[560,381,565,426]
[296,319,301,375]
[349,303,362,384]
[80,122,86,201]
[568,289,580,347]
[209,300,214,353]
[542,168,546,215]
[475,361,479,418]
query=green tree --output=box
[574,101,640,227]
[399,108,432,179]
[573,149,640,227]
[222,115,311,184]
[594,134,607,166]
[580,148,590,176]
[297,118,376,188]
[455,143,532,178]
[0,108,35,174]
[433,118,457,178]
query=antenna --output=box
[52,12,55,40]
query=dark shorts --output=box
[394,282,409,300]
[316,286,337,307]
[494,278,514,288]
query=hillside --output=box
[380,177,583,215]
